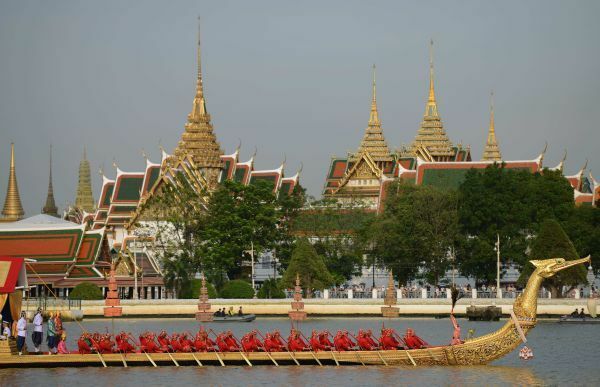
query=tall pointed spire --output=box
[353,64,392,163]
[482,91,502,161]
[405,39,454,161]
[42,145,59,217]
[1,143,25,222]
[75,146,95,212]
[368,64,380,126]
[174,17,223,187]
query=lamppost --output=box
[494,234,501,298]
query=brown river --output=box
[0,317,598,386]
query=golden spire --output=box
[405,39,454,161]
[368,64,380,126]
[428,39,437,108]
[482,91,502,161]
[352,64,392,163]
[42,144,59,217]
[174,17,223,187]
[1,143,25,222]
[75,146,95,212]
[190,16,207,119]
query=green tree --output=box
[519,218,587,297]
[457,165,575,282]
[281,238,334,296]
[201,180,280,288]
[137,171,208,298]
[257,278,286,299]
[69,282,103,300]
[220,279,255,299]
[562,205,600,275]
[273,183,306,270]
[367,182,458,285]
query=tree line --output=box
[140,165,599,298]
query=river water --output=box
[0,317,598,386]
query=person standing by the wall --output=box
[32,308,44,353]
[16,312,27,355]
[46,311,56,354]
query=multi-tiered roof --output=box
[173,19,223,188]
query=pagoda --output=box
[195,272,213,322]
[404,40,455,162]
[482,92,502,161]
[75,147,95,212]
[323,65,395,205]
[381,271,399,318]
[288,274,307,321]
[42,145,59,217]
[1,143,25,222]
[103,263,122,317]
[173,18,223,188]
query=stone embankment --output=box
[22,298,595,318]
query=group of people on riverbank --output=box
[4,308,67,355]
[74,327,431,355]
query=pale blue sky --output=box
[1,0,599,214]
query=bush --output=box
[257,278,286,299]
[190,279,218,299]
[220,280,255,299]
[69,282,103,300]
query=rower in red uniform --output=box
[287,329,307,352]
[404,328,428,349]
[116,332,136,353]
[357,330,375,350]
[179,333,194,352]
[194,329,215,352]
[309,330,327,351]
[98,334,115,354]
[271,330,285,351]
[365,329,378,349]
[241,330,261,352]
[379,328,403,350]
[334,330,352,351]
[225,331,240,351]
[77,333,93,354]
[145,332,163,353]
[319,331,333,349]
[157,330,171,352]
[170,333,182,352]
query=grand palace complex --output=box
[0,30,597,298]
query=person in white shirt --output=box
[32,308,44,352]
[0,321,11,339]
[17,312,27,355]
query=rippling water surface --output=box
[1,317,598,386]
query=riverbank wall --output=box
[21,298,595,318]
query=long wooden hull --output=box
[0,320,533,368]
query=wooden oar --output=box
[391,331,417,367]
[230,334,253,367]
[254,330,279,367]
[191,352,203,367]
[326,333,340,366]
[376,350,388,366]
[119,352,128,367]
[89,337,107,368]
[299,332,323,367]
[207,329,226,367]
[278,334,300,366]
[127,335,157,367]
[347,333,366,366]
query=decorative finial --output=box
[251,146,258,159]
[297,162,304,174]
[236,138,242,152]
[368,64,380,126]
[428,39,435,103]
[197,16,202,83]
[2,142,25,221]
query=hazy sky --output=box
[1,0,599,215]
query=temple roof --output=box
[482,92,502,161]
[405,40,455,161]
[350,65,393,163]
[1,143,25,222]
